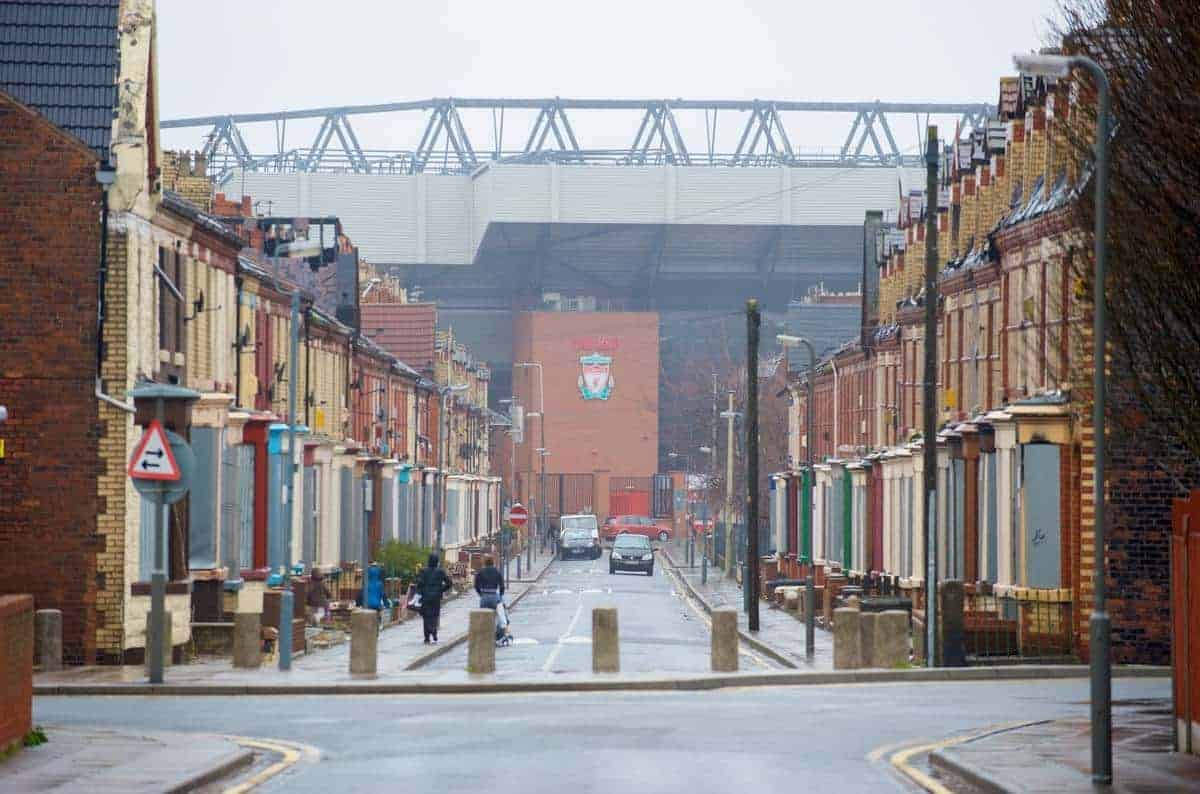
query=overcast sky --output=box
[158,0,1062,158]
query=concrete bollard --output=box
[874,610,910,668]
[858,610,877,668]
[467,610,496,674]
[35,609,62,671]
[832,607,861,670]
[350,609,378,676]
[912,616,926,665]
[592,607,620,673]
[711,608,739,672]
[233,612,262,668]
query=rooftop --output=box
[0,0,121,161]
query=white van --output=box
[559,513,601,560]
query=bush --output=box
[377,541,431,585]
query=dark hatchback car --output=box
[609,533,654,576]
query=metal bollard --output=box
[517,551,522,579]
[278,589,294,671]
[701,553,708,585]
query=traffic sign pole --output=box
[149,397,166,684]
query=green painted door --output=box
[800,469,812,563]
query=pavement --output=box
[0,724,253,793]
[928,698,1200,793]
[32,677,1174,792]
[662,538,834,670]
[32,548,557,689]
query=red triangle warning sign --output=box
[128,420,181,481]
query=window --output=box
[157,247,185,381]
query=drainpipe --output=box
[304,307,312,427]
[234,268,244,407]
[94,164,132,412]
[830,357,840,457]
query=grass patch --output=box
[23,727,47,747]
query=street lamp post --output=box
[719,398,740,578]
[777,334,816,661]
[436,382,470,552]
[515,362,544,563]
[1014,51,1112,785]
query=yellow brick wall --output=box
[95,230,129,658]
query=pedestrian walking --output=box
[416,553,452,644]
[474,556,504,608]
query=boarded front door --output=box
[1022,443,1061,588]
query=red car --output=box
[603,515,673,542]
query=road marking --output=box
[510,637,539,646]
[883,720,1043,793]
[580,588,602,594]
[662,562,770,669]
[541,600,584,672]
[551,589,573,595]
[222,735,320,793]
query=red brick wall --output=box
[1104,370,1196,665]
[0,93,102,665]
[513,313,658,479]
[0,595,34,752]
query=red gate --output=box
[610,476,652,516]
[1173,489,1200,755]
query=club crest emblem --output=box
[578,352,614,400]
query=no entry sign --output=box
[506,503,529,527]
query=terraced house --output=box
[0,0,497,665]
[772,70,1178,667]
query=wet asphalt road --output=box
[426,551,776,675]
[33,678,1170,793]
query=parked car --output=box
[559,513,601,559]
[609,533,654,576]
[603,515,673,543]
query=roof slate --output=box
[0,0,121,161]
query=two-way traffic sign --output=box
[128,420,182,481]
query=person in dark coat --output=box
[307,569,331,625]
[474,556,505,609]
[416,553,453,644]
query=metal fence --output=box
[964,586,1075,663]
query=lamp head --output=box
[1012,52,1072,78]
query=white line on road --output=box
[541,600,584,672]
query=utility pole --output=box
[722,392,737,576]
[284,290,300,571]
[922,125,939,667]
[745,299,760,631]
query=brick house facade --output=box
[0,92,105,664]
[777,72,1183,665]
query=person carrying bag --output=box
[415,553,452,644]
